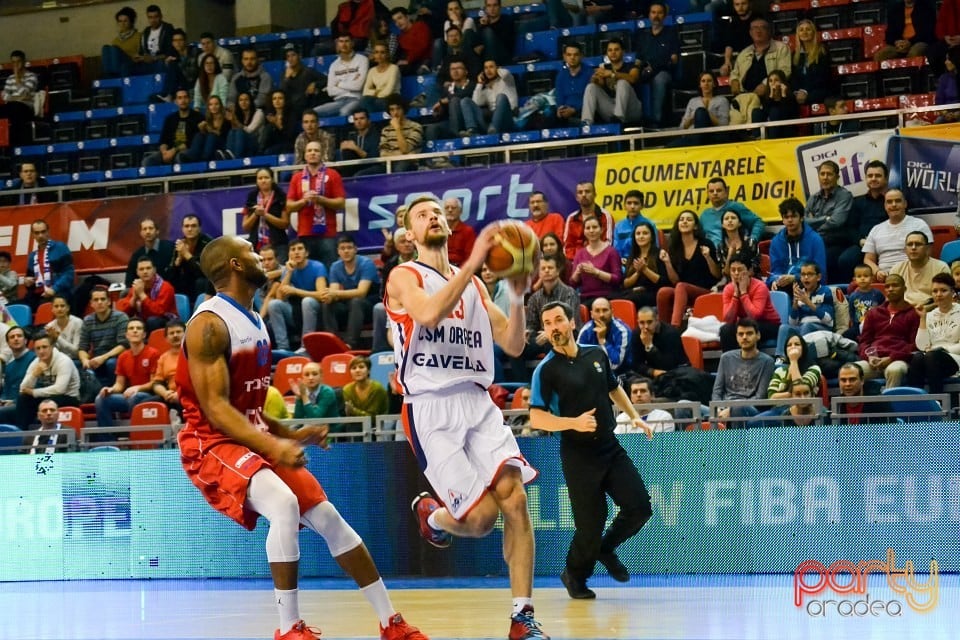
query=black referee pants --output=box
[561,444,652,581]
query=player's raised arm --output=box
[185,310,303,467]
[480,272,529,357]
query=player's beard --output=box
[423,230,448,248]
[550,331,569,347]
[246,263,269,288]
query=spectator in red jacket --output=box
[444,197,476,267]
[563,181,614,260]
[392,7,432,75]
[854,273,919,389]
[116,256,178,333]
[331,0,388,49]
[931,0,960,74]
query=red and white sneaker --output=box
[274,620,322,640]
[509,606,549,640]
[410,492,452,548]
[380,612,429,639]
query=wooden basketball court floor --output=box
[1,574,955,640]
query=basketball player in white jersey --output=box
[177,236,427,640]
[385,195,549,640]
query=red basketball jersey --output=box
[177,294,273,452]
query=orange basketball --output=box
[485,221,540,278]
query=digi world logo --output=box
[794,549,938,617]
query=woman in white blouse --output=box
[908,272,960,393]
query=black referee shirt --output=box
[530,344,620,451]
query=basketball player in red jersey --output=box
[176,236,427,640]
[385,196,549,640]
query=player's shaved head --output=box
[201,236,243,287]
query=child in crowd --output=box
[789,261,834,335]
[845,263,886,339]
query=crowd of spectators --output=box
[3,1,960,440]
[3,0,959,178]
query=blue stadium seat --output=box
[175,294,190,322]
[460,133,499,147]
[425,139,465,153]
[369,351,396,391]
[881,387,945,423]
[7,304,32,327]
[582,123,621,136]
[500,131,542,144]
[542,127,581,139]
[400,74,437,102]
[558,24,598,56]
[45,174,74,186]
[262,60,285,85]
[106,167,141,181]
[140,164,174,178]
[598,20,637,51]
[517,30,560,59]
[122,74,165,105]
[148,102,179,133]
[317,115,349,128]
[940,240,960,265]
[0,423,23,455]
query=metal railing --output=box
[77,423,175,450]
[705,398,826,429]
[0,427,77,453]
[6,100,957,205]
[830,393,951,424]
[277,415,373,442]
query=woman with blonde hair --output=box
[791,19,833,106]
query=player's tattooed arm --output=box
[186,312,301,465]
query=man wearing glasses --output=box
[890,231,949,307]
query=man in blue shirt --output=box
[0,326,37,425]
[322,233,380,349]
[767,198,828,291]
[699,177,764,247]
[23,220,75,312]
[267,239,328,351]
[613,190,658,262]
[576,298,632,375]
[554,42,592,126]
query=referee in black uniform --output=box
[529,301,654,599]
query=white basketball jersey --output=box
[386,262,495,396]
[178,293,273,438]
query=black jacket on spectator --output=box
[140,21,177,58]
[4,177,56,205]
[126,240,175,287]
[886,0,936,45]
[158,109,204,151]
[630,321,688,379]
[792,48,834,105]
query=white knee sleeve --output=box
[300,501,362,557]
[247,470,301,563]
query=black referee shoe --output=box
[560,569,596,599]
[598,552,630,582]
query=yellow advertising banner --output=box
[594,136,821,228]
[899,122,960,141]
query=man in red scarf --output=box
[117,256,177,332]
